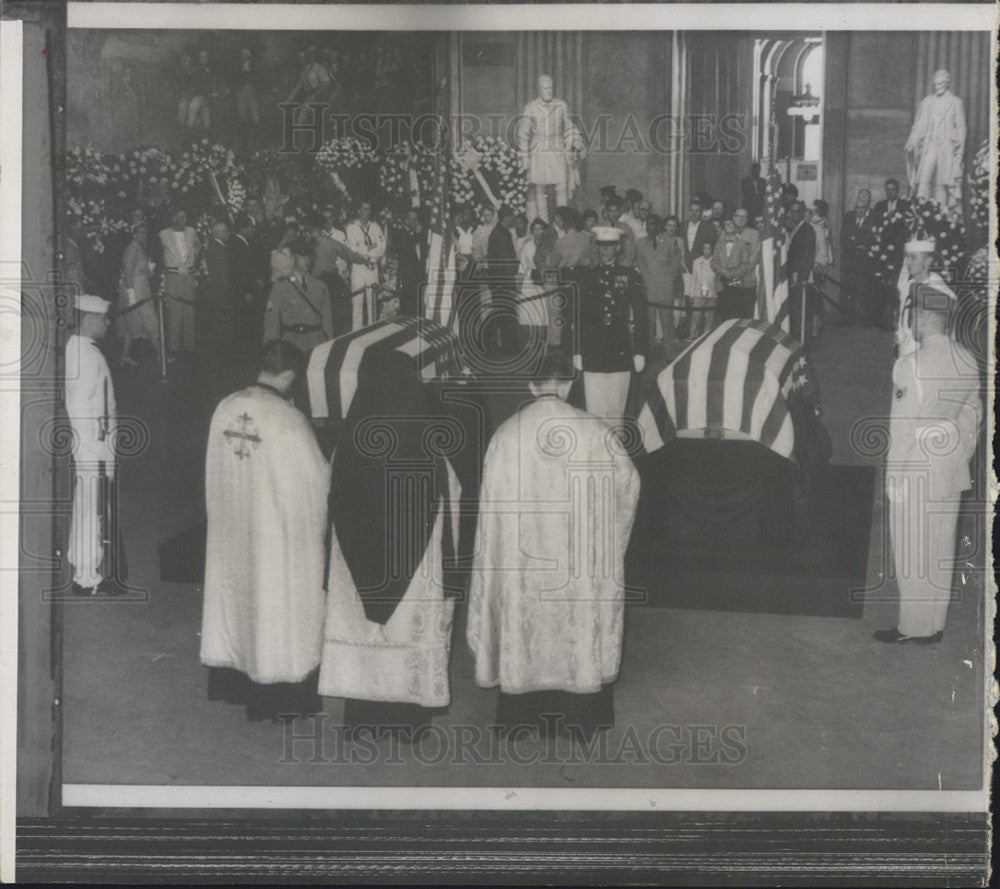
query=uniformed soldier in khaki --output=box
[64,295,123,596]
[262,237,334,353]
[874,239,981,645]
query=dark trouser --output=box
[482,282,519,355]
[496,685,614,742]
[207,666,321,722]
[871,278,897,329]
[843,255,875,323]
[397,275,421,317]
[321,273,352,337]
[716,284,756,323]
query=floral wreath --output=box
[65,196,129,255]
[868,196,967,282]
[315,137,378,204]
[451,137,528,215]
[966,139,990,232]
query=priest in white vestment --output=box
[200,340,330,721]
[467,353,641,739]
[319,350,460,738]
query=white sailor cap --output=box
[904,239,936,254]
[74,294,111,315]
[592,226,623,244]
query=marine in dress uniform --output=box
[64,295,124,596]
[874,240,981,645]
[262,238,334,354]
[573,227,649,428]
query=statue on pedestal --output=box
[905,69,966,215]
[516,74,583,222]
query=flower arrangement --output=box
[315,137,378,203]
[378,141,441,219]
[451,137,528,215]
[66,197,129,254]
[867,196,968,282]
[316,136,378,172]
[64,147,114,192]
[904,197,967,273]
[242,148,298,195]
[225,175,247,215]
[966,139,990,232]
[867,206,908,283]
[963,246,989,285]
[106,147,175,221]
[379,143,415,203]
[171,140,239,197]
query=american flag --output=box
[635,318,809,460]
[423,144,456,328]
[305,316,464,420]
[755,159,790,333]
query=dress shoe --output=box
[873,628,942,645]
[95,579,127,597]
[72,582,97,597]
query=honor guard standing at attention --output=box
[573,226,649,428]
[262,236,334,353]
[874,239,981,645]
[64,295,124,597]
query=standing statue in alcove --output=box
[905,69,966,215]
[516,74,583,222]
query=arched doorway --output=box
[752,35,824,203]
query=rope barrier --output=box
[115,296,156,316]
[810,268,889,325]
[513,285,718,314]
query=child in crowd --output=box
[690,238,717,339]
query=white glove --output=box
[573,354,583,372]
[125,287,137,305]
[633,355,646,373]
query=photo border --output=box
[4,0,996,882]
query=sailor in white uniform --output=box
[874,240,981,644]
[64,295,122,596]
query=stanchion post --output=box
[157,291,168,381]
[800,280,807,346]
